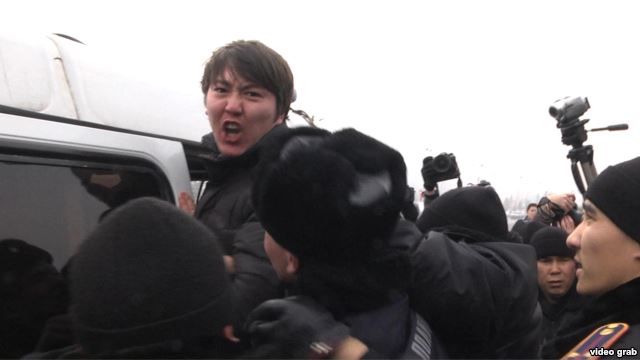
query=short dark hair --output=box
[527,203,537,211]
[201,40,294,118]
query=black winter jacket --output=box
[538,284,589,354]
[194,125,288,331]
[347,294,447,359]
[25,336,244,359]
[400,220,542,358]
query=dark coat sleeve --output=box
[229,220,283,332]
[407,224,540,358]
[195,181,283,332]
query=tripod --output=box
[567,145,597,195]
[560,119,628,195]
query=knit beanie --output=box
[253,128,407,264]
[70,197,231,354]
[530,227,574,259]
[522,220,547,244]
[585,156,640,242]
[419,186,509,241]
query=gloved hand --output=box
[421,156,437,191]
[244,295,350,359]
[538,193,581,225]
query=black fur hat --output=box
[530,227,574,260]
[253,128,407,264]
[70,197,231,354]
[585,156,640,242]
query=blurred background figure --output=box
[511,202,539,240]
[526,202,538,221]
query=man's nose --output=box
[225,92,243,114]
[566,222,582,250]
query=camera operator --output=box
[535,193,581,234]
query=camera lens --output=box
[433,154,452,173]
[549,105,561,120]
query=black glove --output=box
[244,296,350,359]
[537,197,582,225]
[421,156,437,191]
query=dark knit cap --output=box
[0,239,53,293]
[585,156,640,243]
[530,227,574,259]
[253,128,407,264]
[70,197,231,354]
[523,221,547,244]
[419,186,509,241]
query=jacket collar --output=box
[202,124,289,184]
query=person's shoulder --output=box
[613,322,640,350]
[561,322,640,358]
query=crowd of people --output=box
[2,39,640,359]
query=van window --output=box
[0,153,173,357]
[0,155,169,270]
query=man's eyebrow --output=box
[238,83,264,91]
[212,79,230,86]
[212,79,262,91]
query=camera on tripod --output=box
[549,96,590,126]
[421,153,460,191]
[549,96,591,148]
[548,96,628,194]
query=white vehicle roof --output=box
[0,32,210,142]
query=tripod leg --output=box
[580,161,598,187]
[571,161,587,195]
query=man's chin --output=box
[548,289,569,299]
[575,280,599,296]
[218,143,247,157]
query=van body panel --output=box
[0,33,77,118]
[48,34,210,142]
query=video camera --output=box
[548,96,628,194]
[421,153,460,191]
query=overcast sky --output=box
[3,0,639,205]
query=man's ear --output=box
[286,252,299,275]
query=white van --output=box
[0,32,216,268]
